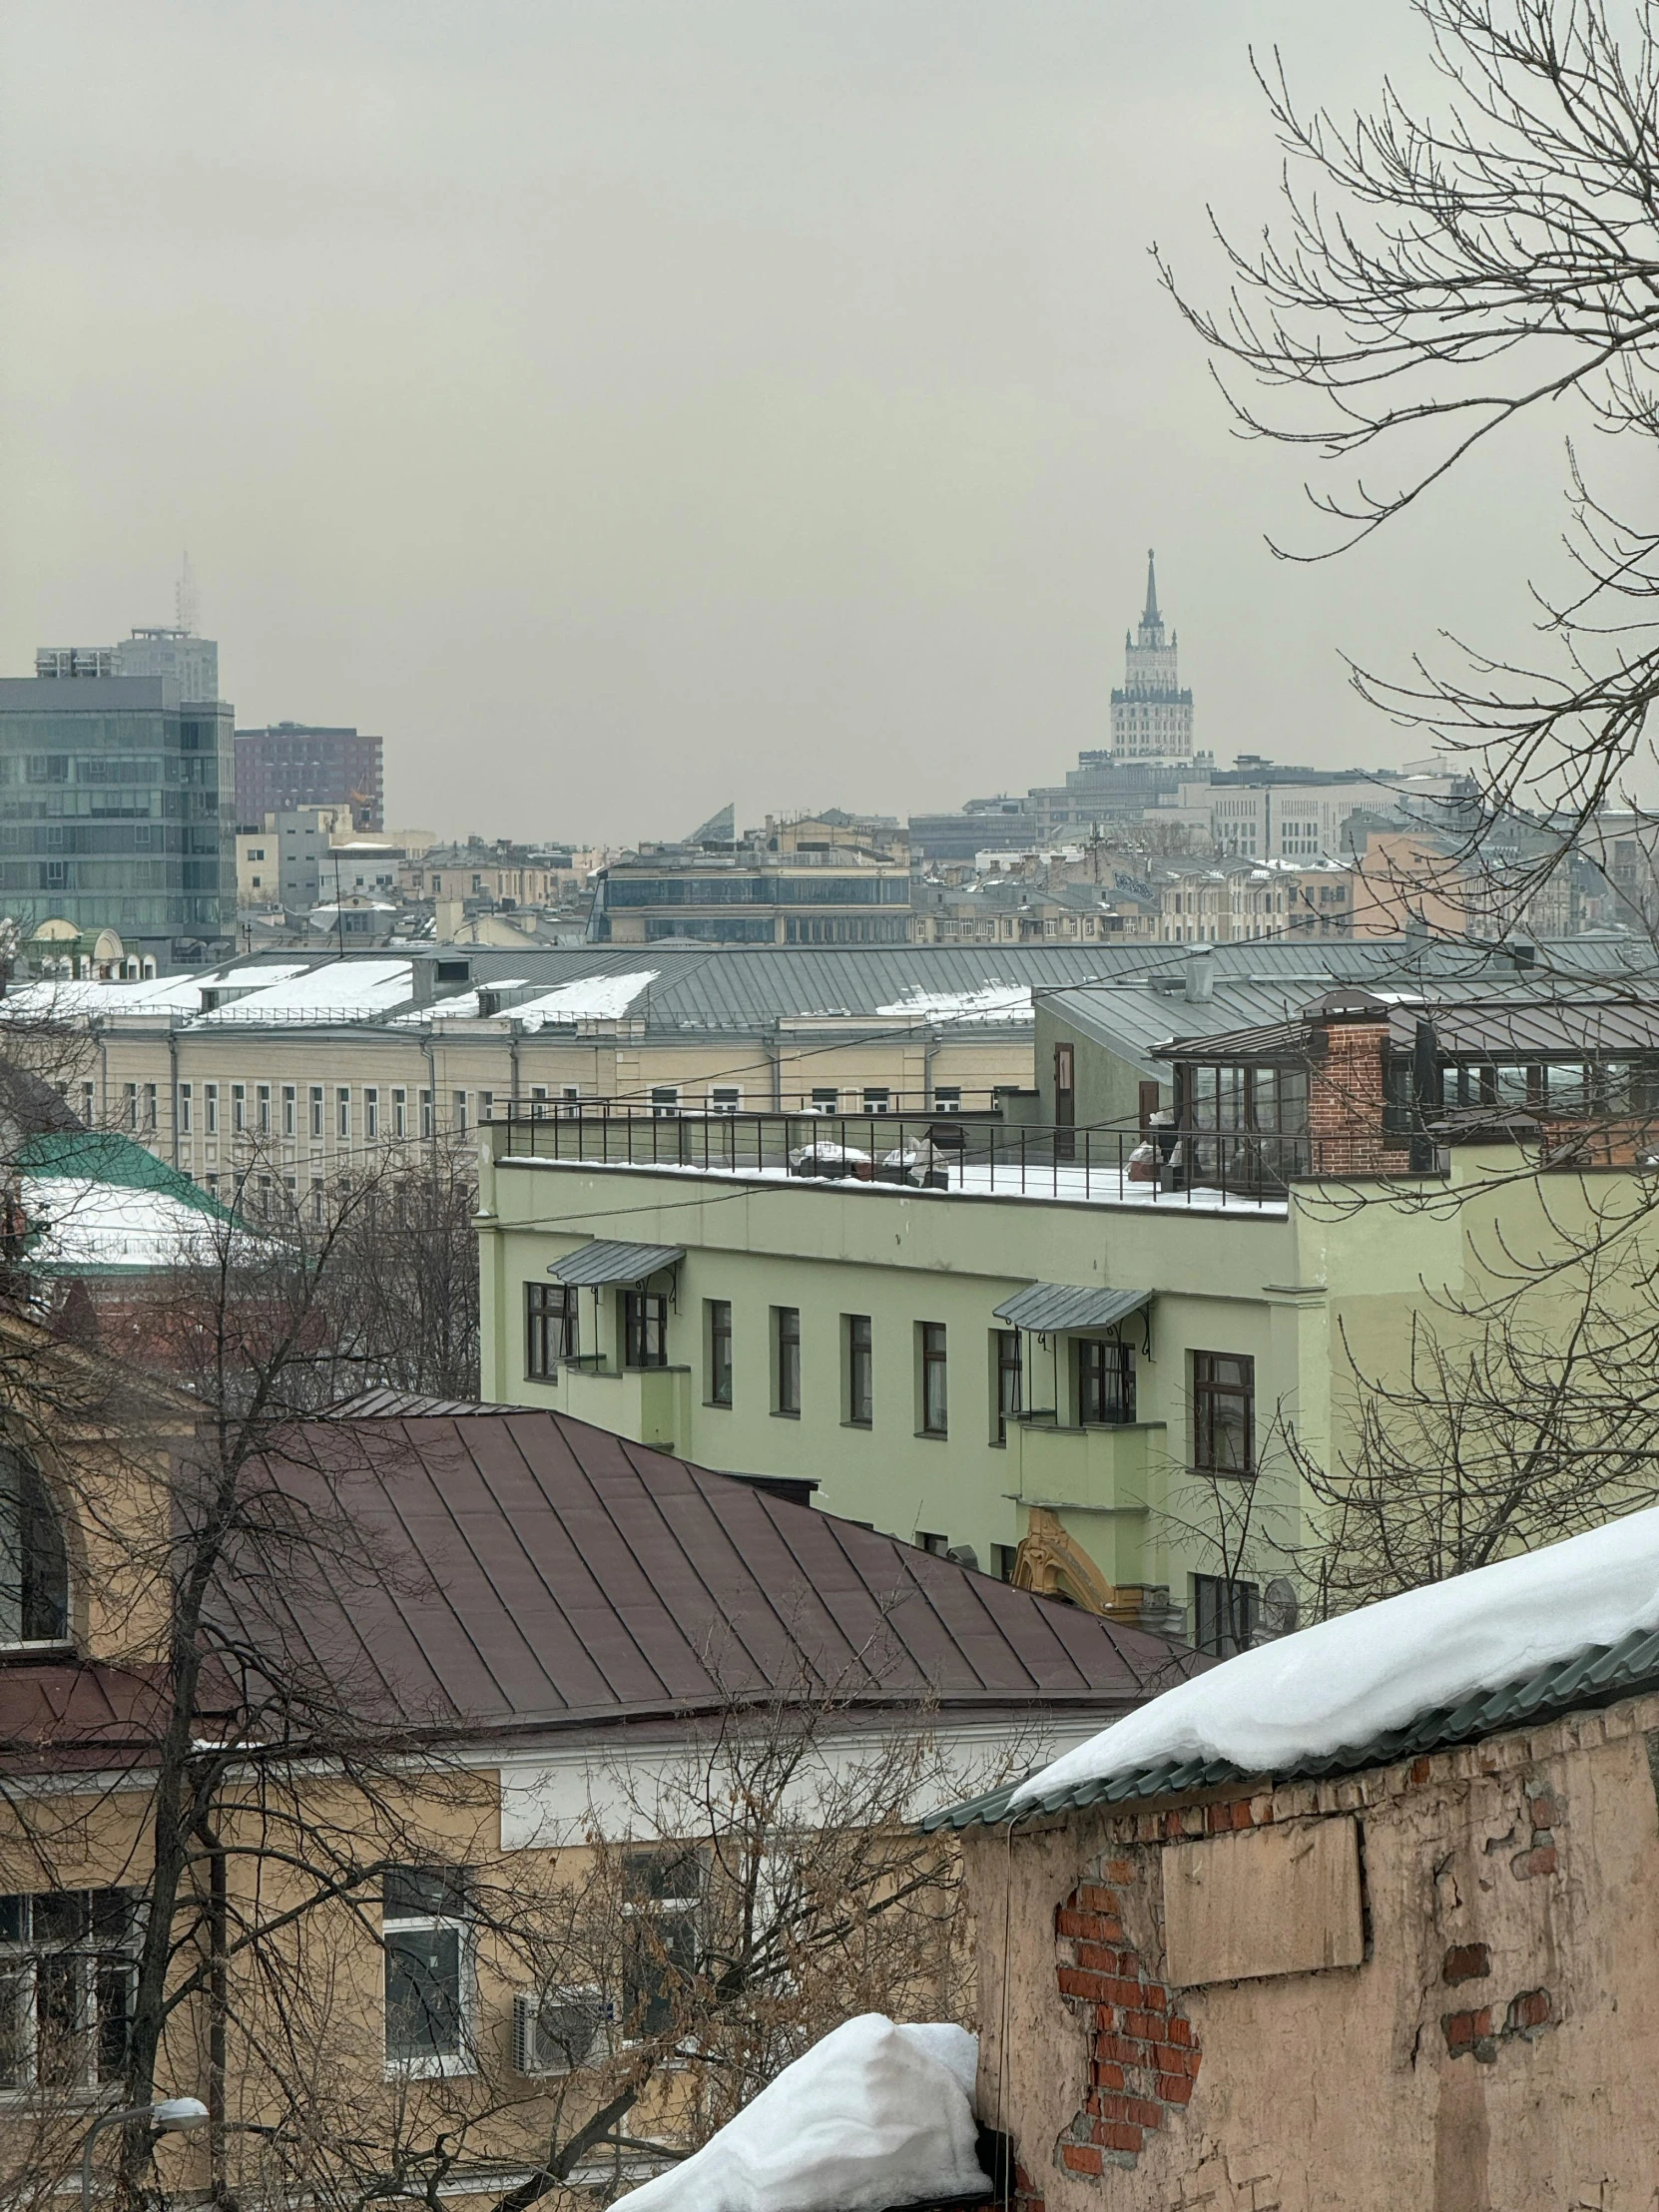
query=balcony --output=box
[489,1107,1299,1215]
[547,1360,693,1451]
[1006,1413,1169,1516]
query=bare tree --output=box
[1162,0,1659,908]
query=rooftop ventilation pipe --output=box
[1184,944,1215,1004]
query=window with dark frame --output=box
[775,1307,802,1415]
[0,1888,143,2091]
[525,1283,578,1379]
[1078,1339,1134,1426]
[708,1301,733,1406]
[0,1448,70,1647]
[847,1314,872,1425]
[994,1330,1022,1443]
[382,1868,471,2070]
[920,1322,947,1436]
[1192,1352,1255,1474]
[1193,1573,1260,1658]
[624,1291,668,1370]
[621,1848,704,2040]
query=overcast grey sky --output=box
[0,1,1573,841]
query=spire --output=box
[1143,547,1159,628]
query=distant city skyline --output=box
[0,1,1594,839]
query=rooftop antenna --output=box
[175,552,199,636]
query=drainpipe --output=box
[767,1025,783,1111]
[923,1025,936,1111]
[167,1023,180,1169]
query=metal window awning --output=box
[993,1284,1154,1335]
[548,1240,685,1287]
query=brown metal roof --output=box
[216,1407,1201,1744]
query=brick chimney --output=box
[1304,990,1391,1177]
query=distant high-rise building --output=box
[234,723,384,831]
[37,627,219,702]
[1109,550,1195,762]
[0,674,235,959]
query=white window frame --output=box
[381,1872,476,2080]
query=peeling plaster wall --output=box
[967,1690,1659,2210]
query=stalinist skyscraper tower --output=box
[1109,550,1195,761]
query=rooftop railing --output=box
[492,1103,1312,1210]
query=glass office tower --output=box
[0,677,235,961]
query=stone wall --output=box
[966,1688,1659,2210]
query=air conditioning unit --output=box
[513,1986,608,2077]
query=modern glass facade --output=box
[0,679,235,953]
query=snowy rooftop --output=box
[21,1177,241,1276]
[928,1507,1659,1828]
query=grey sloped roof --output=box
[548,1239,685,1286]
[992,1285,1153,1334]
[1040,940,1659,1076]
[923,1624,1659,1832]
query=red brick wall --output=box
[1308,1012,1389,1176]
[1050,1855,1201,2181]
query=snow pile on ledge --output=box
[613,2014,988,2212]
[1011,1506,1659,1809]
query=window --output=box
[382,1868,471,2072]
[1193,1574,1260,1658]
[177,1082,192,1135]
[232,1083,246,1134]
[392,1087,407,1138]
[525,1284,577,1379]
[0,1888,143,2090]
[478,1091,493,1123]
[420,1088,433,1138]
[529,1085,548,1121]
[707,1301,733,1407]
[257,1084,272,1136]
[624,1291,668,1370]
[452,1091,468,1133]
[810,1087,839,1114]
[994,1330,1022,1444]
[774,1307,801,1416]
[365,1088,380,1140]
[1192,1353,1255,1475]
[0,1450,69,1646]
[992,1543,1020,1582]
[281,1084,296,1139]
[309,1085,323,1139]
[862,1088,890,1115]
[915,1530,947,1555]
[336,1087,350,1141]
[708,1087,742,1114]
[78,1080,94,1125]
[310,1176,324,1225]
[1078,1340,1134,1426]
[205,1082,219,1136]
[920,1323,947,1436]
[932,1086,961,1112]
[846,1314,872,1426]
[622,1849,702,2040]
[257,1175,273,1219]
[122,1082,137,1131]
[650,1087,680,1119]
[142,1084,157,1133]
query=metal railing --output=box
[492,1104,1311,1208]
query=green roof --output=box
[15,1131,238,1223]
[922,1623,1659,1832]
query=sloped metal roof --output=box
[922,1622,1659,1831]
[548,1239,685,1286]
[992,1285,1153,1334]
[210,1407,1206,1738]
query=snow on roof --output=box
[1010,1507,1659,1810]
[2,973,209,1020]
[220,962,309,985]
[194,958,414,1023]
[612,2014,987,2211]
[873,982,1033,1025]
[21,1176,243,1274]
[505,969,658,1027]
[388,979,532,1026]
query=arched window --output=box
[0,1449,69,1645]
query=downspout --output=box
[768,1024,783,1112]
[923,1025,935,1112]
[167,1023,180,1169]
